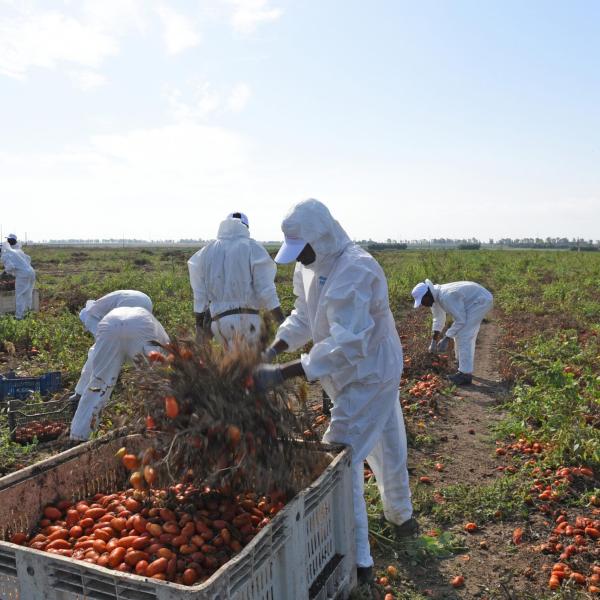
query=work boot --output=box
[356,566,374,585]
[380,515,420,537]
[447,371,472,386]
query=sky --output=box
[0,0,599,243]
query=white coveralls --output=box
[187,218,280,346]
[426,279,493,374]
[75,290,154,397]
[274,199,412,568]
[0,242,36,319]
[70,307,169,441]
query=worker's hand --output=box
[253,364,284,392]
[195,311,213,342]
[428,339,438,353]
[437,336,450,352]
[261,346,278,363]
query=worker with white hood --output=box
[187,212,284,347]
[254,199,415,584]
[411,279,493,385]
[0,234,36,319]
[71,290,154,403]
[70,306,169,441]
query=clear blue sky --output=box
[1,1,599,242]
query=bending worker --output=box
[71,290,153,403]
[0,234,36,320]
[411,279,493,386]
[255,199,415,585]
[70,306,169,441]
[187,212,284,347]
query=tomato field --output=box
[0,246,599,599]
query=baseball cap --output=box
[275,235,307,264]
[411,281,429,308]
[7,234,17,241]
[228,212,249,228]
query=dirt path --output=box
[382,314,544,599]
[414,319,506,489]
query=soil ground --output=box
[367,314,579,600]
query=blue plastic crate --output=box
[0,371,62,401]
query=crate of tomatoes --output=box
[7,395,77,444]
[0,370,62,402]
[0,433,355,600]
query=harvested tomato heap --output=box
[495,438,548,458]
[10,483,285,586]
[407,374,442,399]
[13,420,65,444]
[548,561,599,593]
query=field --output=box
[0,246,599,599]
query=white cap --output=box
[7,234,17,241]
[411,281,429,308]
[227,212,249,227]
[275,235,307,264]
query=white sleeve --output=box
[275,268,312,351]
[250,242,280,311]
[187,249,209,313]
[90,295,114,321]
[301,266,375,382]
[431,303,446,332]
[443,292,468,337]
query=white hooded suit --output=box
[1,241,35,319]
[274,200,412,568]
[188,218,280,346]
[426,279,493,373]
[70,306,169,441]
[75,290,154,398]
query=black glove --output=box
[437,336,450,352]
[253,364,284,392]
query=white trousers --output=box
[452,297,493,374]
[323,380,412,568]
[15,271,35,319]
[70,324,152,441]
[75,345,95,396]
[211,313,262,348]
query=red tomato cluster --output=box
[14,420,66,443]
[9,484,285,586]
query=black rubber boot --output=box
[379,515,420,537]
[447,371,473,386]
[356,566,374,585]
[322,389,332,416]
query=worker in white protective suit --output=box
[70,290,154,404]
[187,212,284,347]
[69,306,169,441]
[0,234,36,319]
[254,199,415,585]
[411,279,493,386]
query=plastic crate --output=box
[0,289,40,316]
[0,433,356,600]
[7,396,77,443]
[0,371,62,402]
